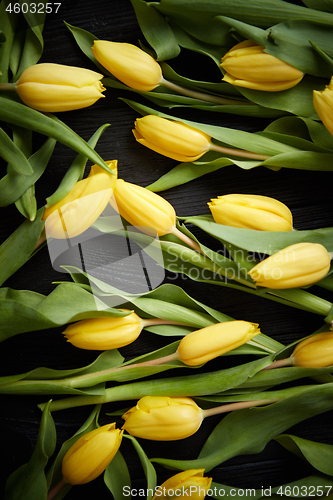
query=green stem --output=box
[47,478,67,500]
[202,398,279,418]
[0,83,16,91]
[39,356,273,412]
[161,78,252,106]
[209,142,270,161]
[261,357,293,371]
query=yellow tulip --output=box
[291,331,333,368]
[122,396,203,440]
[92,40,162,91]
[152,469,212,500]
[208,194,293,231]
[313,77,333,136]
[62,423,123,485]
[43,160,117,239]
[113,178,176,236]
[16,63,105,112]
[221,40,304,91]
[177,321,260,366]
[63,311,143,350]
[133,115,211,162]
[248,242,331,289]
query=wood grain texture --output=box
[1,0,333,497]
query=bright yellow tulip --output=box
[133,115,211,162]
[63,311,143,350]
[43,160,117,239]
[313,77,333,137]
[113,178,176,236]
[291,331,333,368]
[92,40,162,91]
[152,469,212,500]
[221,40,304,91]
[208,194,293,231]
[248,242,331,289]
[16,63,105,112]
[122,396,203,440]
[62,423,123,485]
[177,321,260,366]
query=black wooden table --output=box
[1,0,333,498]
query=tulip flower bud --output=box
[113,178,176,236]
[63,310,143,350]
[313,77,333,137]
[43,160,117,239]
[16,63,105,112]
[62,423,123,485]
[291,331,333,368]
[133,115,211,162]
[221,40,304,92]
[92,40,162,91]
[152,469,212,500]
[208,194,293,231]
[248,242,331,289]
[122,396,204,440]
[177,321,260,366]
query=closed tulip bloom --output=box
[122,396,204,440]
[248,242,331,289]
[221,40,304,92]
[177,321,260,366]
[43,160,117,239]
[63,311,143,350]
[313,77,333,136]
[152,469,212,500]
[208,194,293,231]
[62,423,123,485]
[113,179,176,236]
[133,115,211,162]
[16,63,105,112]
[291,331,333,368]
[92,40,162,91]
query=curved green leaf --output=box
[4,401,56,500]
[0,283,130,341]
[0,207,45,287]
[104,450,132,500]
[0,97,110,171]
[0,137,56,207]
[0,126,33,174]
[130,0,180,60]
[125,435,157,499]
[275,434,333,476]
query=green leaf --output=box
[302,0,333,12]
[130,0,180,60]
[184,215,333,254]
[15,185,37,221]
[275,434,333,476]
[0,137,56,207]
[46,123,110,207]
[210,475,333,500]
[0,96,110,171]
[0,283,130,341]
[0,207,45,286]
[64,21,106,73]
[152,383,333,471]
[104,450,132,500]
[125,435,157,499]
[0,126,33,174]
[4,400,56,500]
